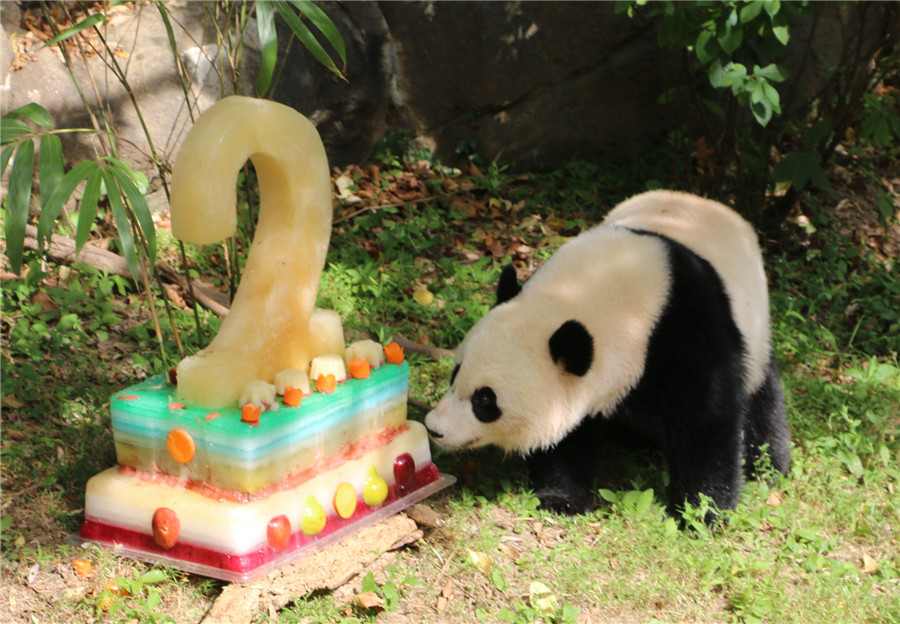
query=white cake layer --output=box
[84,422,432,555]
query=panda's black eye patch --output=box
[450,363,461,386]
[471,387,501,423]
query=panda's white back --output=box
[602,190,771,393]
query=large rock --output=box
[274,1,675,170]
[3,1,893,183]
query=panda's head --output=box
[425,266,595,455]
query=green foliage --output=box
[617,0,804,128]
[617,1,899,227]
[255,0,347,97]
[1,102,155,280]
[97,568,175,622]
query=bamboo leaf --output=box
[1,119,33,145]
[102,169,140,281]
[43,12,107,48]
[37,159,96,248]
[273,1,345,81]
[5,103,54,129]
[5,140,36,274]
[38,134,64,208]
[155,1,192,98]
[1,144,15,178]
[290,0,346,68]
[108,159,156,267]
[74,168,103,259]
[255,0,278,97]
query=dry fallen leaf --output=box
[467,548,492,573]
[529,581,558,616]
[498,542,521,560]
[436,579,453,611]
[352,591,383,609]
[406,503,443,528]
[413,284,434,306]
[765,490,783,508]
[862,553,878,574]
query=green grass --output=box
[1,146,898,623]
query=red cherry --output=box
[167,367,178,386]
[151,507,180,549]
[267,515,291,551]
[393,453,416,494]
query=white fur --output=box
[602,190,771,393]
[425,191,771,454]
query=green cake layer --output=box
[111,361,409,493]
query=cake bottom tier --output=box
[79,422,455,582]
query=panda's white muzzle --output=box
[424,393,481,451]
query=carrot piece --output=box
[384,342,404,365]
[99,581,128,612]
[348,357,371,380]
[282,386,302,407]
[241,403,262,424]
[72,559,93,577]
[316,373,337,394]
[166,428,196,464]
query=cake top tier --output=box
[113,360,410,457]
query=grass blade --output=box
[4,103,54,129]
[290,0,346,68]
[273,1,346,81]
[43,12,107,48]
[37,159,96,248]
[38,134,65,208]
[101,169,140,281]
[5,140,35,274]
[74,168,103,259]
[108,158,156,267]
[255,0,278,97]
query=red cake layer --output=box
[81,463,441,576]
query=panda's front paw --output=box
[536,489,594,515]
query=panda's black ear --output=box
[496,264,521,306]
[549,320,594,377]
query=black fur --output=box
[528,232,790,524]
[743,356,790,479]
[549,320,594,377]
[496,264,522,305]
[472,387,502,423]
[527,416,602,514]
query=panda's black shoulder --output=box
[631,228,743,353]
[627,229,725,297]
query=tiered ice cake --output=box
[78,96,453,582]
[80,342,450,581]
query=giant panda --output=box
[425,190,790,521]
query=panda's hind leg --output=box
[525,415,600,515]
[743,356,790,480]
[664,414,745,525]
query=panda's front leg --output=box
[525,416,599,515]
